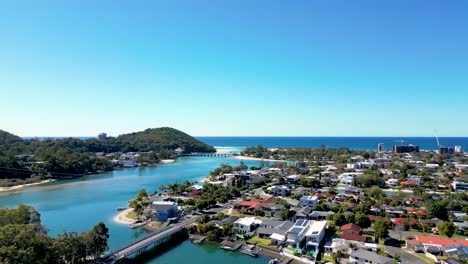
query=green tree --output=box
[438,221,456,238]
[429,200,449,221]
[85,222,109,259]
[374,219,389,242]
[355,212,371,228]
[333,213,347,227]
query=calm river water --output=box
[0,154,270,263]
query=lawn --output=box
[150,221,168,229]
[125,211,138,220]
[247,237,271,247]
[321,255,335,264]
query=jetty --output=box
[219,240,243,251]
[240,244,258,257]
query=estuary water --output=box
[0,155,268,263]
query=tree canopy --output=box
[0,205,109,264]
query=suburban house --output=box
[286,175,301,183]
[255,220,294,245]
[299,196,319,207]
[349,249,393,264]
[305,221,327,257]
[261,202,286,217]
[286,219,310,249]
[295,206,313,220]
[268,185,291,196]
[152,201,178,222]
[233,217,262,236]
[406,235,468,254]
[309,211,335,220]
[325,239,378,255]
[341,223,362,235]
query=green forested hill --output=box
[117,127,215,153]
[0,130,23,145]
[0,127,214,185]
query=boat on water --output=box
[117,207,128,211]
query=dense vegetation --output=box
[0,128,214,186]
[0,205,109,264]
[242,145,377,166]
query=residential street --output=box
[384,245,428,264]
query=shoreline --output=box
[0,179,56,193]
[113,208,137,224]
[232,155,287,163]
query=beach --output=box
[114,208,137,225]
[0,179,56,193]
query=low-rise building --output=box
[349,249,392,264]
[305,221,327,255]
[152,201,178,222]
[286,219,310,249]
[299,196,319,207]
[233,217,262,236]
[452,181,468,192]
[268,185,291,196]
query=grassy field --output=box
[321,255,335,263]
[247,237,271,246]
[150,221,168,229]
[125,211,138,220]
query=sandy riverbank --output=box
[113,208,137,225]
[160,159,176,163]
[0,179,56,193]
[232,155,287,163]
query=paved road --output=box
[384,245,428,264]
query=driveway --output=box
[384,245,428,264]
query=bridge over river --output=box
[99,216,199,263]
[179,153,233,157]
[98,207,225,263]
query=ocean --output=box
[197,137,468,152]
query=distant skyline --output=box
[1,1,468,137]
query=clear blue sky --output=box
[1,0,467,137]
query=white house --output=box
[385,178,398,186]
[233,217,262,236]
[268,185,291,196]
[299,196,319,207]
[286,219,310,249]
[286,175,301,183]
[305,221,327,255]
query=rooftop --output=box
[305,221,327,237]
[409,235,468,247]
[349,249,392,264]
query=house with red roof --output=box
[400,181,417,186]
[340,233,366,242]
[341,223,362,235]
[406,235,468,252]
[238,196,273,210]
[392,217,418,227]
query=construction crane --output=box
[394,139,405,145]
[434,129,441,148]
